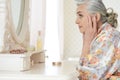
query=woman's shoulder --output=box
[95,25,120,43]
[102,26,120,45]
[102,23,120,37]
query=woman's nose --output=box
[75,18,79,24]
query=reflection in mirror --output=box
[11,0,25,35]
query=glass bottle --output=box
[36,31,42,51]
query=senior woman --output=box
[75,0,120,80]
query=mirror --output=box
[10,0,25,35]
[3,0,30,51]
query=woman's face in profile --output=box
[76,4,90,33]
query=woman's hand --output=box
[83,15,98,46]
[82,15,98,58]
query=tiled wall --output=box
[64,0,82,59]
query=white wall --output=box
[64,0,82,59]
[64,0,120,59]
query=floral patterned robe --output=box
[78,22,120,80]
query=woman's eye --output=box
[78,14,83,18]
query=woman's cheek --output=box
[84,24,88,32]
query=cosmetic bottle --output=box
[36,31,42,51]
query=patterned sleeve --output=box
[105,38,120,78]
[78,34,119,80]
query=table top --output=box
[0,60,79,80]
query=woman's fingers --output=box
[87,15,92,30]
[92,16,97,33]
[83,15,98,46]
[87,15,97,33]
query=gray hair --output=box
[75,0,118,28]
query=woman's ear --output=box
[96,13,101,22]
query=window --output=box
[44,0,64,61]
